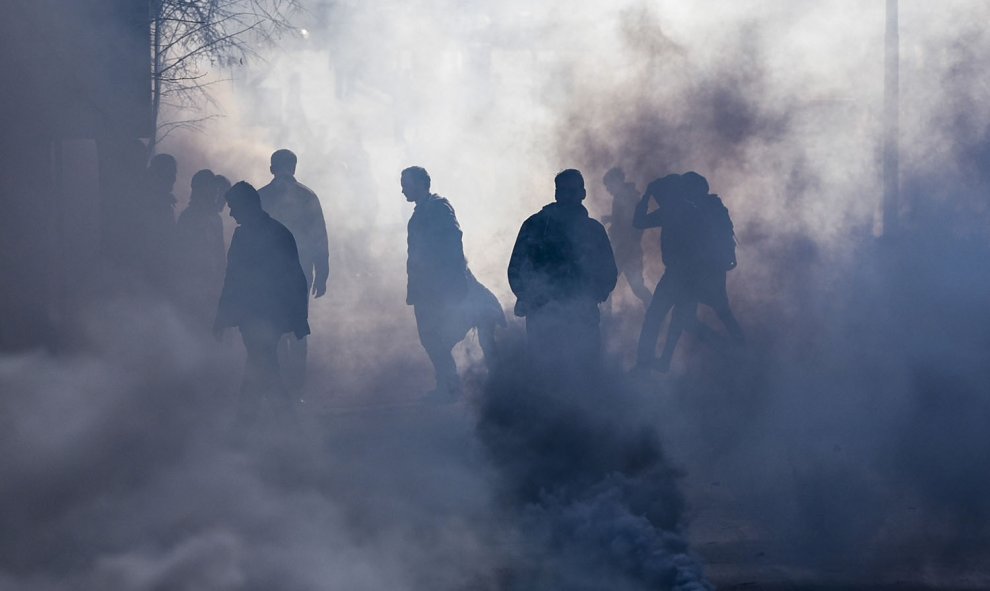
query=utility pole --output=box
[883,0,900,236]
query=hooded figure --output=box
[634,172,743,373]
[508,169,617,365]
[215,182,309,412]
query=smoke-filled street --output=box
[3,1,990,590]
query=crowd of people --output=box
[103,147,744,413]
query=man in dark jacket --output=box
[508,169,617,365]
[258,149,329,395]
[403,166,505,401]
[214,182,310,413]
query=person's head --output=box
[270,149,297,177]
[400,166,431,203]
[554,169,586,204]
[147,153,177,192]
[602,166,625,192]
[189,169,216,202]
[225,181,263,225]
[645,173,682,205]
[680,171,709,197]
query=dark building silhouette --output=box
[0,0,150,350]
[508,169,617,365]
[215,182,310,414]
[402,166,505,402]
[175,169,226,328]
[102,138,151,272]
[139,153,178,291]
[258,149,329,395]
[602,167,651,305]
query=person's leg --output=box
[281,265,313,396]
[624,257,653,305]
[707,272,745,345]
[656,301,698,371]
[239,328,264,420]
[715,305,745,344]
[636,277,673,366]
[527,301,601,371]
[415,304,460,396]
[280,334,307,397]
[240,319,286,417]
[477,322,498,370]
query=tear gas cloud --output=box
[3,0,990,589]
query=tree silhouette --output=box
[150,0,298,154]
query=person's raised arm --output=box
[633,192,665,229]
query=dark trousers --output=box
[637,268,744,366]
[278,266,313,396]
[526,299,602,369]
[414,302,461,392]
[636,269,694,365]
[239,319,287,417]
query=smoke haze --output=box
[3,0,990,589]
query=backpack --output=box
[696,195,737,271]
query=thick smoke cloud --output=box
[544,0,990,581]
[1,301,508,591]
[478,345,713,591]
[4,0,990,589]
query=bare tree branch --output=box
[149,0,299,155]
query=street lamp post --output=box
[883,0,900,236]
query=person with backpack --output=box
[683,172,744,348]
[634,171,743,373]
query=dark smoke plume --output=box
[478,342,713,591]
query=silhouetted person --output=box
[258,149,329,395]
[175,169,226,329]
[602,167,652,305]
[214,182,310,416]
[634,172,743,372]
[682,172,744,345]
[508,169,617,365]
[139,153,178,291]
[402,166,505,402]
